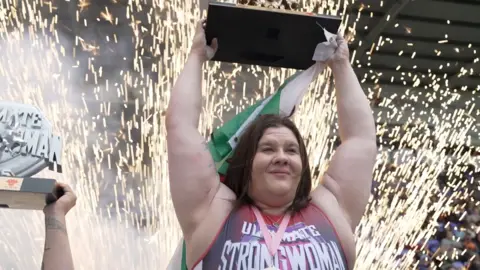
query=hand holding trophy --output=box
[0,101,64,210]
[190,19,218,62]
[43,182,76,216]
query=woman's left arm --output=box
[312,35,377,230]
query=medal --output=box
[252,206,291,270]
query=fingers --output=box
[198,19,206,32]
[55,182,76,200]
[335,33,347,48]
[211,38,218,51]
[192,18,217,61]
[55,182,71,193]
[205,38,218,60]
[336,32,345,42]
[44,182,77,214]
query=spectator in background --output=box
[401,162,480,269]
[467,207,480,224]
[411,193,480,269]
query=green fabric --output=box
[208,71,302,175]
[181,241,187,270]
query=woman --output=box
[166,20,377,269]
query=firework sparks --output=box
[0,0,477,269]
[100,7,114,25]
[78,0,91,13]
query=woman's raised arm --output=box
[165,20,219,237]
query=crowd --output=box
[411,169,480,270]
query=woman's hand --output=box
[327,33,350,68]
[190,19,218,62]
[43,182,77,216]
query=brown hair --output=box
[223,114,312,213]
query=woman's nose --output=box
[273,150,289,165]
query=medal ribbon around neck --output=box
[252,206,291,268]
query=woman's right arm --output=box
[166,20,219,238]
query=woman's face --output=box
[249,126,303,208]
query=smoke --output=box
[0,210,168,269]
[0,2,177,269]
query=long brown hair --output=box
[223,114,312,213]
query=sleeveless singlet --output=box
[193,203,349,270]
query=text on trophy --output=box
[0,107,62,170]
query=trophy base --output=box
[205,2,341,70]
[0,176,61,210]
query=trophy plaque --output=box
[205,2,342,70]
[0,102,63,210]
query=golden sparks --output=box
[100,7,114,24]
[0,0,477,269]
[78,0,91,13]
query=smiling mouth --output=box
[270,172,290,176]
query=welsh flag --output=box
[168,28,338,270]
